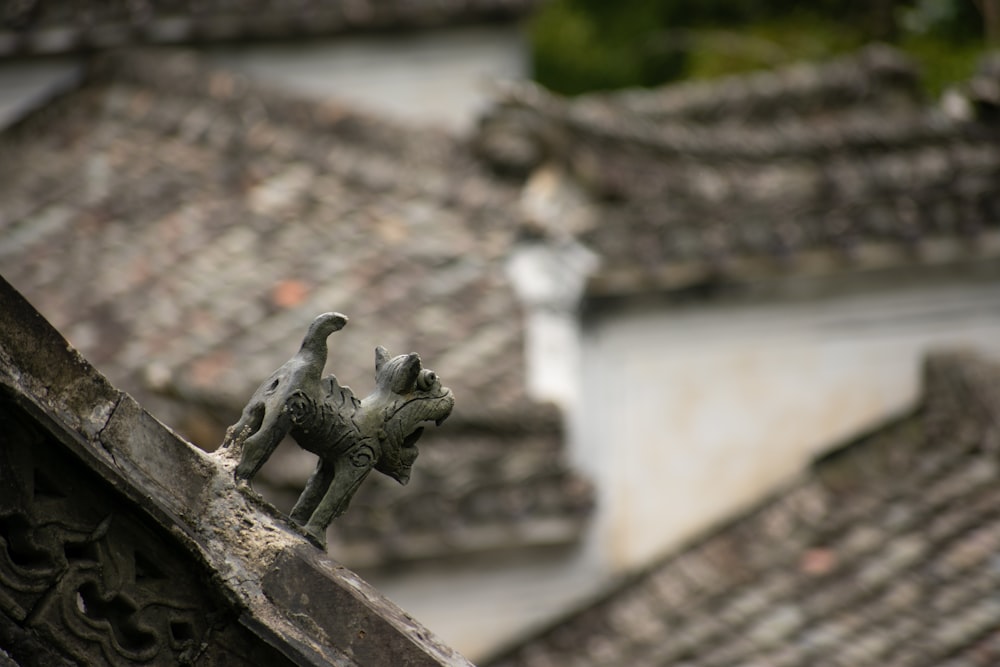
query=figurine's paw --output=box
[234,460,255,482]
[303,523,327,549]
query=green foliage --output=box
[529,0,687,94]
[529,0,992,95]
[682,17,865,80]
[900,33,985,93]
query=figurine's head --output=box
[370,346,454,484]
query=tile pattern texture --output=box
[488,351,1000,667]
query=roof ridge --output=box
[487,80,989,162]
[0,0,542,58]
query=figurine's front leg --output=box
[290,458,335,524]
[303,444,377,548]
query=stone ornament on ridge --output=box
[217,312,455,547]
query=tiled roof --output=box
[0,49,591,566]
[487,350,1000,667]
[476,46,1000,295]
[0,0,540,56]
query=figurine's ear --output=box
[375,346,390,376]
[391,353,422,394]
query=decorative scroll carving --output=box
[0,404,213,666]
[218,313,455,547]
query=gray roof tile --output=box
[488,351,1000,667]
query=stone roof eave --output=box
[0,273,473,666]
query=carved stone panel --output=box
[0,394,289,666]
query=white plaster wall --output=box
[575,278,1000,572]
[207,25,528,132]
[360,547,607,661]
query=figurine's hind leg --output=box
[290,458,335,524]
[234,408,290,481]
[303,450,374,548]
[220,402,265,452]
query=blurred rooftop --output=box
[476,45,1000,297]
[488,350,1000,667]
[0,0,542,56]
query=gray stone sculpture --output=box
[218,313,454,547]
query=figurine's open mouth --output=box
[378,389,454,485]
[402,406,451,449]
[389,389,454,434]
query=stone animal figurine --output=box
[218,312,454,547]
